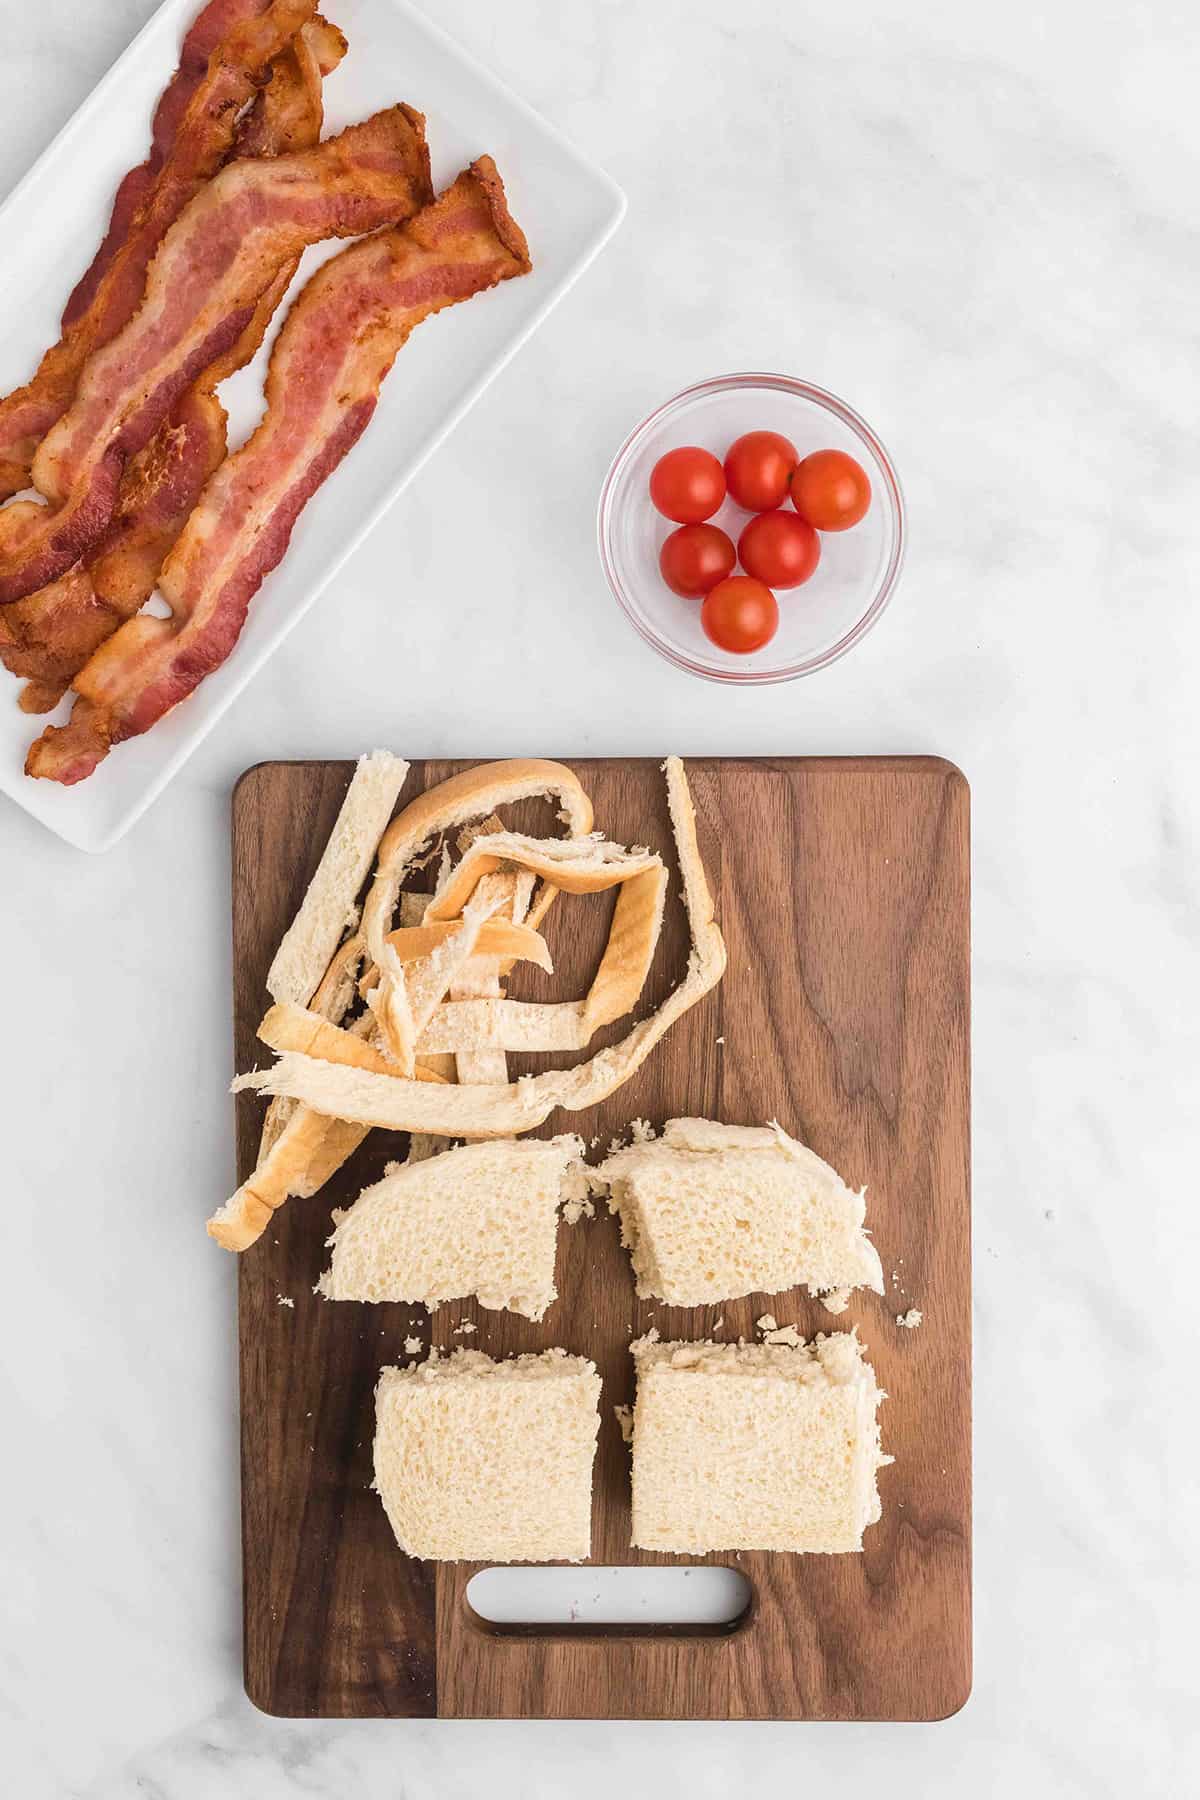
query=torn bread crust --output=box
[257,1001,450,1083]
[424,831,661,918]
[233,758,726,1138]
[254,757,409,1180]
[209,1103,369,1253]
[255,934,371,1167]
[212,1002,446,1253]
[365,797,663,1073]
[221,749,411,1251]
[363,758,594,945]
[360,759,594,1035]
[367,872,511,1072]
[449,865,524,1088]
[384,917,552,974]
[222,761,590,1254]
[418,860,668,1055]
[266,751,410,1006]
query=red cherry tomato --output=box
[789,449,871,530]
[649,446,726,523]
[723,430,798,511]
[737,510,820,589]
[701,576,779,654]
[659,523,736,598]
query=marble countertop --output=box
[1,0,1196,1793]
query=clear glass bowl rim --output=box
[596,370,907,684]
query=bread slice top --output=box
[374,1348,601,1563]
[629,1331,889,1555]
[318,1134,586,1319]
[594,1118,883,1307]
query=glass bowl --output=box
[597,372,905,683]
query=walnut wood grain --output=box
[233,756,970,1720]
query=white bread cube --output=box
[374,1349,600,1562]
[595,1119,883,1307]
[318,1135,585,1320]
[630,1332,888,1554]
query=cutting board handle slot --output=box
[463,1565,754,1640]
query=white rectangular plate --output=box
[0,0,624,851]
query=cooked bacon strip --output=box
[26,160,530,786]
[235,13,347,157]
[0,17,344,708]
[0,0,317,503]
[60,2,275,335]
[0,105,430,605]
[61,8,344,375]
[0,388,228,708]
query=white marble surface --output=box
[1,0,1197,1793]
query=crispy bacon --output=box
[61,2,275,334]
[0,15,343,706]
[0,388,228,708]
[0,0,317,503]
[0,104,431,605]
[26,160,531,786]
[235,14,347,157]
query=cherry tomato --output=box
[723,430,798,511]
[649,446,726,523]
[701,576,779,654]
[789,449,871,531]
[737,510,820,589]
[659,523,736,598]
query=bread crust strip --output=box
[233,758,726,1138]
[362,760,594,1070]
[418,862,668,1054]
[213,758,599,1250]
[267,750,410,1006]
[385,917,551,974]
[255,752,408,1166]
[366,873,511,1072]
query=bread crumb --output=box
[276,1295,295,1309]
[712,1315,724,1332]
[755,1313,779,1335]
[821,1287,851,1315]
[561,1156,596,1225]
[896,1308,923,1330]
[762,1323,804,1348]
[629,1118,656,1144]
[715,1035,724,1045]
[454,1320,477,1335]
[614,1404,634,1444]
[404,1336,423,1355]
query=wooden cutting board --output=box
[232,756,970,1720]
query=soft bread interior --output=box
[373,1347,601,1562]
[319,1135,585,1319]
[594,1118,883,1306]
[629,1332,889,1554]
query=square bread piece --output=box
[318,1135,585,1319]
[374,1348,601,1562]
[595,1118,884,1307]
[630,1332,889,1554]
